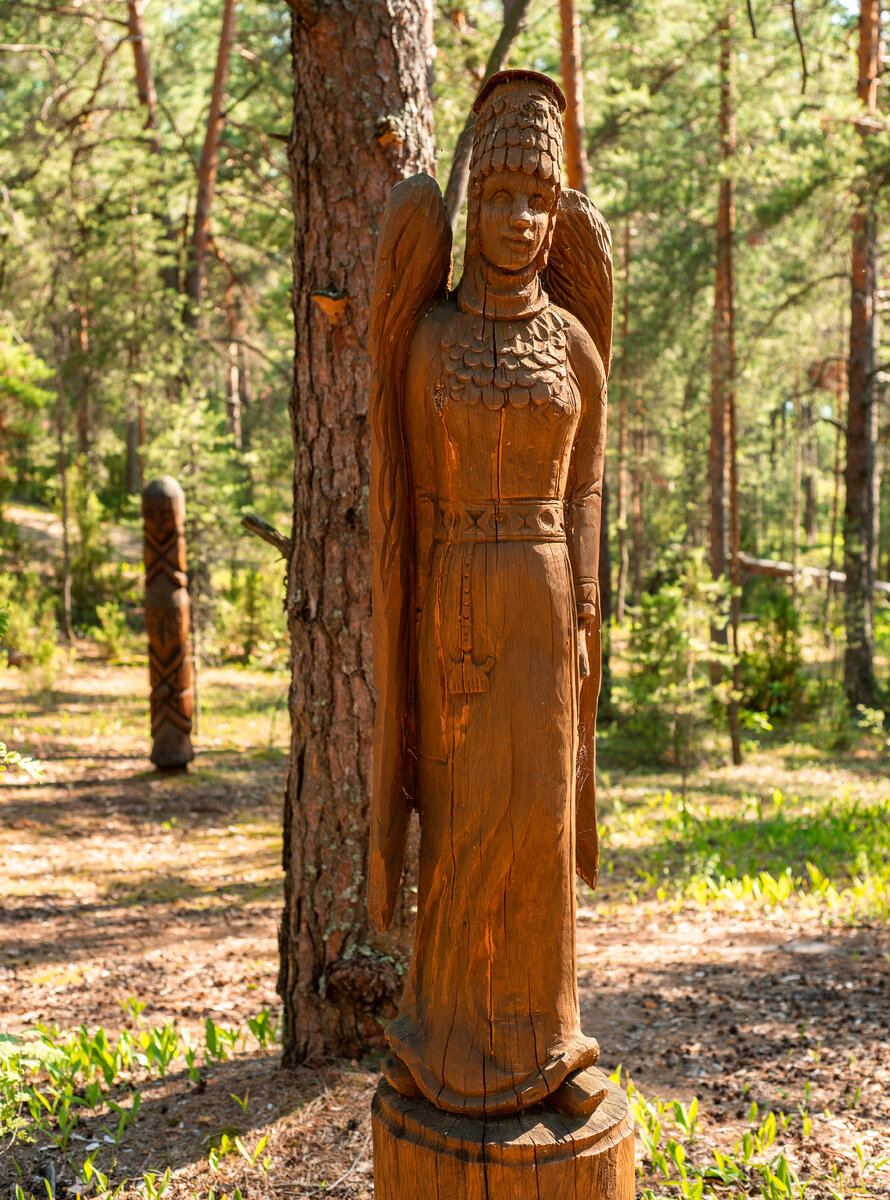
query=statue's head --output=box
[466,70,566,275]
[142,476,185,543]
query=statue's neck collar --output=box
[456,255,548,321]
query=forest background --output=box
[1,0,890,1196]
[1,0,888,727]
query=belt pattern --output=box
[436,499,565,543]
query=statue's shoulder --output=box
[552,304,606,396]
[408,294,459,368]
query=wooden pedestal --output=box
[372,1078,634,1199]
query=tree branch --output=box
[241,514,291,558]
[443,0,534,228]
[790,0,808,94]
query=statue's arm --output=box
[404,318,439,617]
[566,327,608,627]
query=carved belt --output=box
[435,499,565,543]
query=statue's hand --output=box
[578,619,590,678]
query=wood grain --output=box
[369,67,630,1195]
[372,1078,634,1197]
[142,476,194,771]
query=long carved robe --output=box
[383,285,606,1118]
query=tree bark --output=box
[843,0,881,708]
[280,0,435,1064]
[615,220,630,622]
[559,0,588,192]
[709,11,740,761]
[443,0,532,228]
[709,12,734,589]
[126,0,179,294]
[184,0,237,325]
[557,6,612,696]
[51,317,74,642]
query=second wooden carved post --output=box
[368,71,633,1198]
[143,476,195,771]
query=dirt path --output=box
[1,664,888,1197]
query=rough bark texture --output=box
[616,220,630,622]
[184,0,236,324]
[126,0,178,295]
[559,0,588,193]
[709,12,735,588]
[279,0,435,1064]
[843,0,881,707]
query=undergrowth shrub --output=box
[611,548,733,767]
[0,571,61,687]
[739,585,808,720]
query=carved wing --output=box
[368,174,452,932]
[544,188,614,891]
[544,188,614,374]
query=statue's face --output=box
[477,169,557,273]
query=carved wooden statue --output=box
[369,71,632,1197]
[143,476,194,771]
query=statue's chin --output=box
[484,252,538,275]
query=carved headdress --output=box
[367,71,614,931]
[463,71,566,273]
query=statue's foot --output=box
[381,1052,423,1100]
[545,1066,608,1118]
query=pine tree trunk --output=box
[184,0,236,325]
[616,220,630,622]
[279,0,435,1065]
[709,12,736,718]
[709,12,734,588]
[843,0,881,707]
[559,0,588,192]
[126,0,178,294]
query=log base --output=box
[372,1077,635,1199]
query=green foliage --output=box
[1,1008,281,1191]
[605,785,890,923]
[67,459,113,627]
[0,572,62,688]
[740,586,808,720]
[613,549,733,766]
[90,600,129,661]
[0,329,53,505]
[622,1069,853,1200]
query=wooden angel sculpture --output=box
[369,70,614,1123]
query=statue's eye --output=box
[530,193,548,211]
[491,190,512,205]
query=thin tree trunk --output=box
[710,11,740,762]
[631,401,645,602]
[709,12,735,684]
[280,0,435,1064]
[75,302,90,458]
[824,364,845,643]
[224,283,243,451]
[559,0,588,192]
[127,197,145,496]
[803,474,816,546]
[709,12,734,589]
[126,0,178,294]
[791,386,801,609]
[52,318,74,642]
[558,3,612,688]
[443,0,532,227]
[843,0,881,707]
[184,0,236,325]
[728,371,741,765]
[616,220,631,622]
